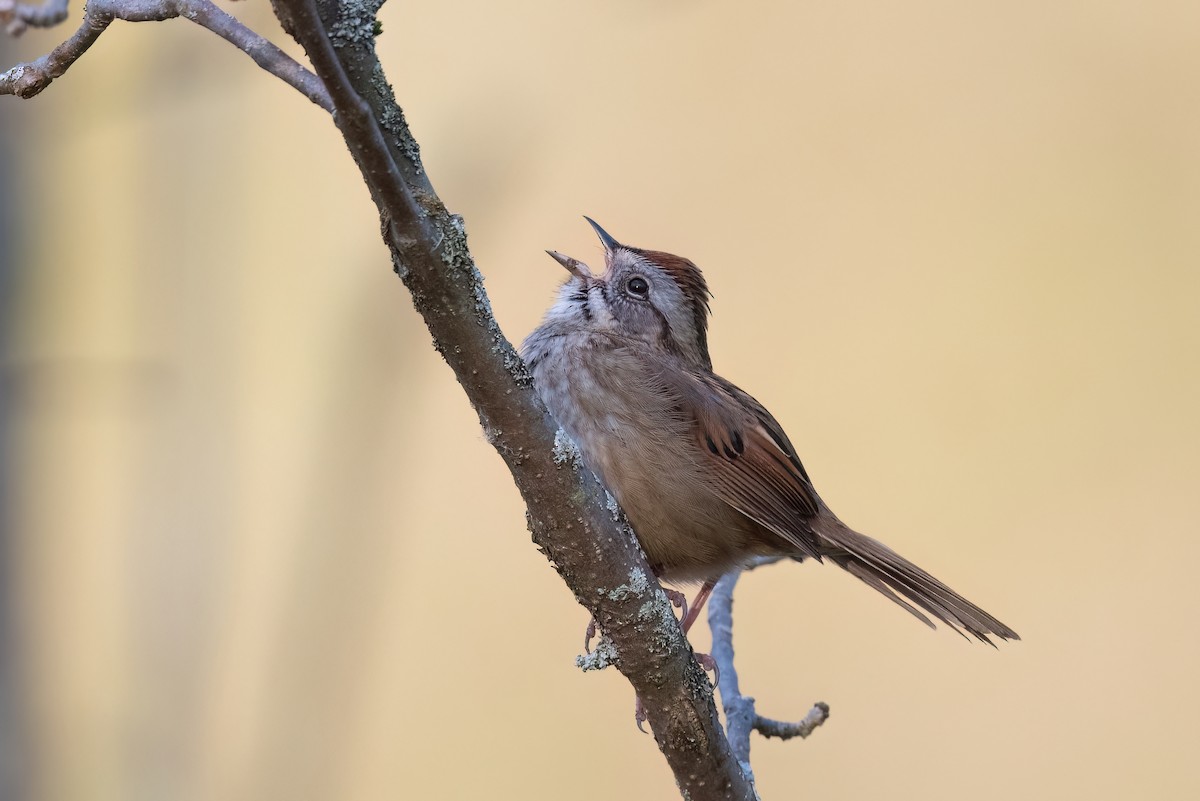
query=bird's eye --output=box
[626,277,649,297]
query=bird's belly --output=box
[531,341,773,582]
[566,394,760,580]
[605,454,762,583]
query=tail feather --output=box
[816,519,1019,645]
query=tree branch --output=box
[707,564,830,785]
[264,0,756,797]
[0,0,331,110]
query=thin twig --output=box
[0,0,331,110]
[709,570,755,768]
[707,564,830,782]
[755,705,830,741]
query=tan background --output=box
[3,2,1198,800]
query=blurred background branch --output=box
[0,0,69,37]
[0,77,28,801]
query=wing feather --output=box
[657,361,1019,643]
[662,368,824,560]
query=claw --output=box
[695,651,720,687]
[662,588,689,622]
[584,617,597,654]
[634,695,649,733]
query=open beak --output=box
[545,217,621,280]
[583,216,621,254]
[545,250,593,282]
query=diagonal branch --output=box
[0,0,331,110]
[268,0,755,798]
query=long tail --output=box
[814,518,1019,644]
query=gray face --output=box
[572,248,707,366]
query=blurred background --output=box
[2,1,1199,800]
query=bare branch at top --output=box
[0,0,330,110]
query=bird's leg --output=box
[678,578,717,635]
[680,578,720,685]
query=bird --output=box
[520,218,1018,646]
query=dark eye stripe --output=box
[646,302,683,359]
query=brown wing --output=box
[665,368,826,560]
[657,360,1019,643]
